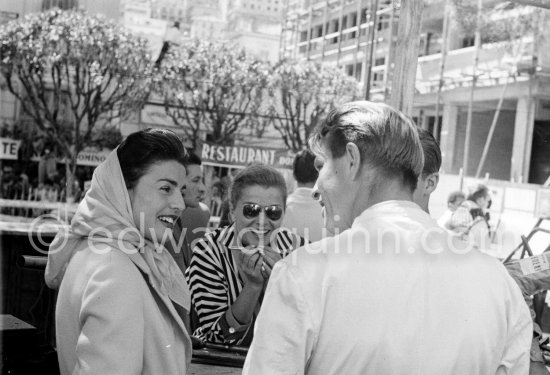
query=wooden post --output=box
[353,0,364,79]
[475,77,509,178]
[306,6,314,60]
[336,0,346,66]
[390,0,423,116]
[433,0,451,142]
[364,0,379,100]
[383,1,397,102]
[321,0,330,59]
[462,0,482,177]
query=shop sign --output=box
[200,142,294,170]
[0,138,21,160]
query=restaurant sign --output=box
[0,138,21,160]
[200,142,294,170]
[0,137,109,167]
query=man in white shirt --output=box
[243,101,532,375]
[282,149,324,242]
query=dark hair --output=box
[230,164,287,209]
[467,183,489,203]
[309,101,423,192]
[184,150,202,166]
[293,149,318,184]
[447,190,465,205]
[117,128,188,189]
[417,128,441,178]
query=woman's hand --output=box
[237,250,264,286]
[259,246,282,280]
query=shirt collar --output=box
[353,200,426,227]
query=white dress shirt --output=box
[244,200,532,375]
[281,187,324,242]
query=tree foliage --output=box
[451,1,543,47]
[267,60,360,151]
[157,40,269,149]
[0,8,152,198]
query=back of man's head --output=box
[417,128,441,178]
[184,151,202,167]
[309,101,424,193]
[293,149,318,186]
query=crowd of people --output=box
[42,101,547,374]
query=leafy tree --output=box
[157,40,269,149]
[0,9,152,200]
[267,60,360,152]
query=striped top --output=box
[186,224,305,345]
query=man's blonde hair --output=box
[309,101,424,192]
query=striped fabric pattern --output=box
[186,224,305,345]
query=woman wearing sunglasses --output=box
[186,164,305,346]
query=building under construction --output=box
[281,0,550,184]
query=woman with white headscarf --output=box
[45,129,192,375]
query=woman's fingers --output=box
[262,249,282,268]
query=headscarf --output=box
[45,148,190,312]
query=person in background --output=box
[412,128,441,214]
[437,190,466,230]
[282,149,324,242]
[243,101,531,375]
[449,183,492,249]
[186,165,305,346]
[413,128,546,374]
[167,151,209,273]
[209,181,225,218]
[45,128,192,375]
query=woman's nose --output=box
[172,191,186,212]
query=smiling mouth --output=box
[251,228,269,236]
[158,215,178,228]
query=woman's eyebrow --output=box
[156,178,178,186]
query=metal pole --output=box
[364,0,379,100]
[433,0,451,142]
[462,0,482,177]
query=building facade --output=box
[282,0,550,184]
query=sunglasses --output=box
[242,203,283,221]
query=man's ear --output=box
[345,142,361,180]
[425,172,439,195]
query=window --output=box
[360,7,368,24]
[462,36,475,48]
[355,63,362,81]
[342,15,348,29]
[300,30,308,42]
[350,12,357,27]
[345,64,354,76]
[332,19,339,33]
[315,24,323,38]
[374,57,385,66]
